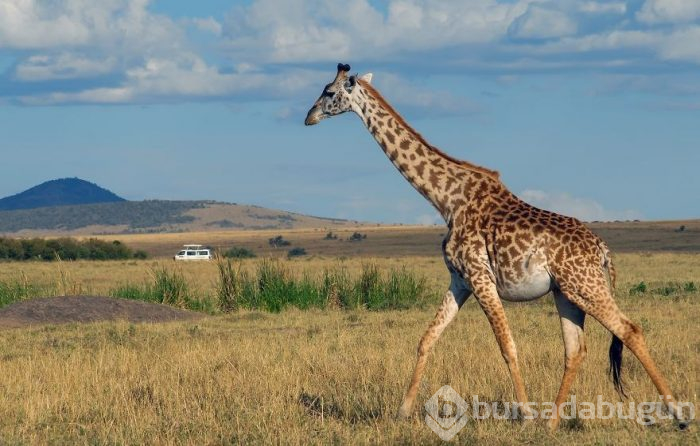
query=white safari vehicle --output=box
[174,245,212,261]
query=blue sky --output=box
[1,0,699,224]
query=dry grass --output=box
[0,252,697,443]
[0,299,696,444]
[0,252,697,301]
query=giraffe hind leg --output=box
[559,281,689,428]
[548,289,587,430]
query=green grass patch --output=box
[110,266,216,313]
[215,258,432,313]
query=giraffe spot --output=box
[429,171,441,188]
[436,196,448,211]
[415,161,426,177]
[385,131,395,144]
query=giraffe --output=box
[304,63,689,430]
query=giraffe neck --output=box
[351,80,497,221]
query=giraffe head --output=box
[304,63,372,126]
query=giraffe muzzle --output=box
[304,107,324,126]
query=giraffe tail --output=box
[600,241,627,397]
[609,335,627,397]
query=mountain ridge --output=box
[0,200,358,235]
[0,178,125,211]
[0,178,359,234]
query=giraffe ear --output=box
[359,73,373,83]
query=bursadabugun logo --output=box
[425,385,695,440]
[424,385,470,441]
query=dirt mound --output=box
[0,296,204,329]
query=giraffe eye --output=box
[323,89,336,98]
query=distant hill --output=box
[0,178,125,211]
[0,200,359,235]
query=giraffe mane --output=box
[357,79,500,180]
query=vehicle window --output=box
[178,251,186,255]
[198,251,208,255]
[186,251,195,255]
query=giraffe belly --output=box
[496,260,553,302]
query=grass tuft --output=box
[213,259,431,313]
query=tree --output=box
[268,235,291,248]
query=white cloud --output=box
[374,72,484,117]
[18,54,321,104]
[520,189,643,222]
[0,0,183,51]
[223,0,530,62]
[509,6,578,40]
[658,25,700,63]
[636,0,700,24]
[0,0,90,48]
[5,0,700,106]
[539,29,661,53]
[190,17,223,35]
[537,24,700,66]
[578,2,626,14]
[220,0,700,69]
[15,53,116,81]
[20,87,134,105]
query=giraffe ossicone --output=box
[305,63,690,431]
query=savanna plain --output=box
[0,226,698,445]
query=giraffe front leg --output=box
[397,279,470,418]
[470,274,533,421]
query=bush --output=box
[268,236,291,248]
[629,282,647,295]
[133,250,148,259]
[287,247,307,258]
[0,237,145,261]
[348,232,367,242]
[224,247,256,259]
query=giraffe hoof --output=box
[679,420,690,431]
[396,405,413,419]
